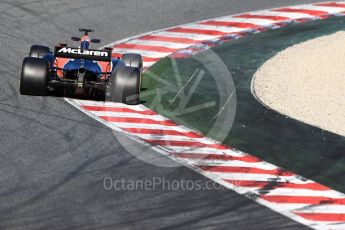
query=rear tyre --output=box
[20,57,48,96]
[29,45,50,58]
[122,53,143,69]
[108,66,141,105]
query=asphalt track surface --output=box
[0,0,329,229]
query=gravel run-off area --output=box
[253,31,345,137]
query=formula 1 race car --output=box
[20,29,142,104]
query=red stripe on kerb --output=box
[295,212,345,221]
[144,139,229,150]
[123,128,204,138]
[199,166,294,176]
[115,43,177,53]
[171,153,262,163]
[99,116,178,126]
[137,35,197,44]
[273,8,328,17]
[200,20,262,29]
[81,106,157,115]
[234,13,290,21]
[316,2,345,8]
[261,195,345,205]
[167,27,227,36]
[225,180,330,191]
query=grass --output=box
[141,16,345,192]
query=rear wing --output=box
[54,46,111,62]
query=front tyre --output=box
[20,57,49,96]
[122,53,143,69]
[29,45,50,58]
[107,66,141,105]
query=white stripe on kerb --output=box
[126,39,192,49]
